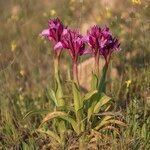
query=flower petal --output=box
[40,29,49,36]
[83,48,93,55]
[54,42,63,50]
[62,28,68,35]
[82,36,89,42]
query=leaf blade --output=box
[93,94,111,113]
[40,111,79,134]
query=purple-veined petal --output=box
[40,29,49,36]
[59,28,86,60]
[83,48,93,55]
[85,25,121,59]
[62,28,68,35]
[54,42,63,50]
[82,35,89,42]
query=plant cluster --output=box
[25,18,124,149]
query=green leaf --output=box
[82,90,98,118]
[98,64,108,93]
[46,88,58,106]
[87,93,100,120]
[37,128,61,144]
[55,76,65,107]
[94,116,126,130]
[93,94,111,113]
[86,93,111,120]
[99,125,120,135]
[72,81,82,112]
[54,57,65,107]
[141,124,146,138]
[40,111,79,134]
[57,120,66,134]
[41,111,66,124]
[87,100,98,121]
[82,90,98,103]
[91,73,99,90]
[22,142,31,150]
[94,116,113,130]
[107,120,126,126]
[23,109,50,120]
[57,106,75,113]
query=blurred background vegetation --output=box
[0,0,150,149]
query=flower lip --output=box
[39,29,49,37]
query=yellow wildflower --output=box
[50,9,56,16]
[106,7,111,18]
[11,41,17,52]
[132,0,141,5]
[20,70,25,76]
[126,80,132,88]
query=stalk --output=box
[54,55,59,80]
[98,53,111,93]
[72,60,84,134]
[91,50,100,90]
[54,53,66,147]
[54,53,65,107]
[94,50,100,76]
[98,62,108,93]
[73,61,79,85]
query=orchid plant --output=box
[25,18,125,149]
[84,25,121,91]
[40,18,66,107]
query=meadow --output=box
[0,0,150,149]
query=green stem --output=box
[98,63,108,93]
[54,55,65,107]
[53,54,66,146]
[94,50,100,76]
[72,61,84,134]
[73,61,79,85]
[54,56,59,79]
[91,51,100,90]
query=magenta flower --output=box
[40,18,67,55]
[55,29,85,62]
[85,25,102,55]
[85,25,120,65]
[100,27,120,63]
[55,29,86,84]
